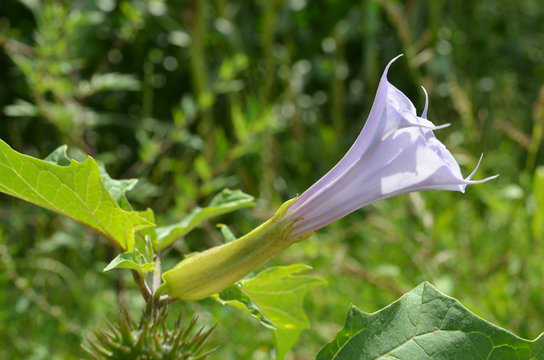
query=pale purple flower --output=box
[285,55,498,238]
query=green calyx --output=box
[162,198,311,301]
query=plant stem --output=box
[158,295,178,308]
[131,269,151,302]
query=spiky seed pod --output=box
[82,307,216,360]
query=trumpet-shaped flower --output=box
[285,55,498,238]
[162,55,498,301]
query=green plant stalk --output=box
[331,30,346,148]
[259,0,280,103]
[257,0,280,204]
[188,0,213,153]
[162,198,311,301]
[526,85,544,172]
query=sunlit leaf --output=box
[44,145,138,211]
[214,283,276,330]
[317,282,544,360]
[43,145,153,248]
[0,140,154,250]
[76,73,141,98]
[215,264,326,360]
[157,189,254,249]
[103,250,158,274]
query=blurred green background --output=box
[1,0,543,359]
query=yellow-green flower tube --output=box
[162,198,310,301]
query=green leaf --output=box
[213,284,276,330]
[44,145,153,248]
[215,264,326,359]
[317,282,544,360]
[532,166,544,241]
[97,164,138,211]
[76,73,141,98]
[43,145,71,166]
[157,189,254,249]
[217,224,237,243]
[3,99,38,118]
[0,140,154,250]
[44,145,139,211]
[103,250,158,274]
[207,188,255,208]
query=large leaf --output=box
[156,189,254,249]
[0,140,153,250]
[44,145,138,211]
[215,264,326,359]
[317,282,544,360]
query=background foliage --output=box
[0,0,543,359]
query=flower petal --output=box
[286,55,497,238]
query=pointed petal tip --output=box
[432,123,451,131]
[463,153,499,184]
[420,86,429,118]
[465,153,484,181]
[463,174,500,185]
[383,54,405,79]
[387,54,404,67]
[480,173,500,182]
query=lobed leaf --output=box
[317,282,544,360]
[0,140,154,250]
[214,283,276,330]
[215,264,326,359]
[43,145,138,211]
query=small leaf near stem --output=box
[154,282,169,299]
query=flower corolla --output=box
[285,55,498,238]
